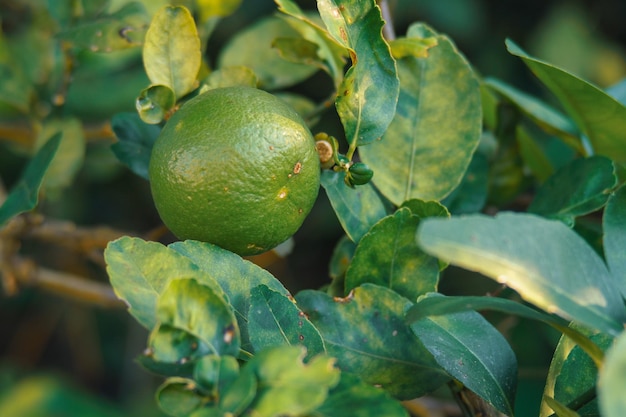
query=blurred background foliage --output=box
[0,0,625,416]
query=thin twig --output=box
[10,256,125,309]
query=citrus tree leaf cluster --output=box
[2,1,626,417]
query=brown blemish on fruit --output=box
[293,161,302,174]
[276,187,288,200]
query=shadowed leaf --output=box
[0,133,61,226]
[296,284,450,399]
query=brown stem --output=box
[1,214,133,306]
[10,256,124,309]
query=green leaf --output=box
[56,2,149,52]
[193,355,239,400]
[598,331,626,417]
[218,363,257,415]
[327,236,356,297]
[317,0,399,146]
[313,373,408,417]
[296,284,450,399]
[241,346,340,417]
[110,112,160,179]
[360,23,482,204]
[543,396,582,417]
[320,170,387,243]
[516,125,556,183]
[135,84,176,124]
[168,240,291,355]
[345,208,439,301]
[142,324,207,376]
[440,151,489,214]
[199,66,257,92]
[195,0,242,21]
[34,117,85,193]
[484,77,582,152]
[143,5,201,99]
[416,212,626,336]
[550,333,612,416]
[389,36,438,59]
[410,294,517,416]
[248,284,325,359]
[156,377,205,417]
[0,133,61,226]
[275,0,347,87]
[506,39,626,163]
[156,278,240,357]
[217,15,317,90]
[400,199,450,219]
[405,294,605,370]
[104,237,227,329]
[603,186,626,299]
[528,156,616,225]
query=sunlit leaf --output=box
[105,237,227,329]
[56,2,149,52]
[143,5,201,98]
[248,284,325,358]
[193,355,239,399]
[199,66,257,92]
[313,373,408,417]
[196,0,242,21]
[217,15,317,90]
[410,293,517,416]
[345,208,439,300]
[317,0,399,146]
[389,36,438,59]
[320,170,388,243]
[528,156,616,226]
[135,84,175,124]
[0,133,61,226]
[241,346,340,417]
[417,212,626,336]
[110,112,160,179]
[296,284,450,399]
[157,278,240,357]
[506,40,626,163]
[598,331,626,417]
[156,377,205,417]
[168,240,291,355]
[275,0,347,87]
[360,23,481,204]
[142,324,209,376]
[603,186,626,300]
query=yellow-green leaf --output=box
[143,5,201,98]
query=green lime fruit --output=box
[148,86,320,256]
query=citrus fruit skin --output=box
[148,86,320,256]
